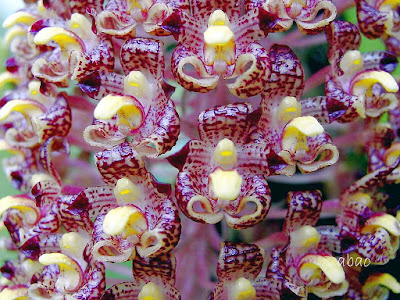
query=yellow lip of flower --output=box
[209,168,243,201]
[278,96,302,124]
[384,143,400,166]
[94,95,144,130]
[290,225,321,249]
[113,177,142,203]
[204,10,235,66]
[34,27,84,52]
[340,50,364,74]
[361,214,400,236]
[0,286,28,300]
[281,116,324,152]
[138,282,165,300]
[231,277,256,300]
[0,72,20,89]
[0,99,45,125]
[0,196,40,225]
[2,11,37,28]
[39,253,82,293]
[4,26,26,44]
[351,70,399,97]
[347,192,373,208]
[362,273,400,297]
[298,254,345,285]
[103,206,148,237]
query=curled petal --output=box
[103,206,148,236]
[227,44,270,98]
[0,195,40,225]
[39,253,83,293]
[0,286,28,300]
[171,46,219,93]
[296,0,337,34]
[225,175,271,229]
[137,199,181,257]
[96,10,136,37]
[362,273,400,299]
[94,95,144,131]
[361,213,400,236]
[34,27,84,52]
[298,254,345,285]
[0,99,45,123]
[92,214,136,263]
[84,118,126,149]
[2,11,37,28]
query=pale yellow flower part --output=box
[103,206,147,236]
[361,214,400,236]
[3,11,37,28]
[0,72,20,89]
[213,138,238,169]
[39,253,82,292]
[94,95,143,130]
[362,273,400,298]
[0,286,28,300]
[113,177,142,203]
[138,282,165,300]
[299,255,345,285]
[34,27,83,52]
[230,277,256,300]
[0,196,40,225]
[290,225,321,249]
[209,169,242,201]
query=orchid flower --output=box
[259,44,339,175]
[170,103,274,229]
[28,231,106,300]
[302,21,399,123]
[25,0,113,85]
[337,163,400,265]
[95,0,188,37]
[81,38,180,157]
[247,0,337,34]
[162,0,272,97]
[209,242,272,299]
[101,254,180,299]
[65,143,181,263]
[281,190,349,298]
[356,0,400,56]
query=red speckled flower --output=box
[170,103,274,229]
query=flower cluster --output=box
[1,0,400,299]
